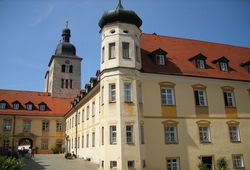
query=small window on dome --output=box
[110,29,115,34]
[123,30,129,34]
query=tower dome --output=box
[98,0,142,29]
[55,27,76,56]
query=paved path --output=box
[23,154,99,170]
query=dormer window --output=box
[150,48,167,66]
[240,61,250,73]
[189,53,207,69]
[156,55,165,65]
[0,101,7,109]
[12,101,20,110]
[26,103,33,111]
[220,62,228,72]
[212,56,230,72]
[39,103,46,111]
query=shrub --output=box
[0,156,23,170]
[198,162,208,170]
[217,157,228,170]
[51,147,60,154]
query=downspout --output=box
[75,111,78,156]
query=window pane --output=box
[109,43,115,59]
[122,42,130,59]
[124,83,132,102]
[161,88,174,105]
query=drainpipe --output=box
[75,112,78,156]
[12,115,16,154]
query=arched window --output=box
[69,65,73,73]
[61,65,65,72]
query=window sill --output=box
[195,105,208,107]
[200,141,212,144]
[225,106,237,109]
[125,101,133,104]
[109,101,116,104]
[165,142,179,145]
[161,104,176,107]
[231,140,241,143]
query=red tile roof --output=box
[0,90,71,117]
[140,33,250,81]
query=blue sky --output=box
[0,0,249,91]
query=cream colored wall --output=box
[140,73,250,170]
[0,115,65,154]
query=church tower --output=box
[44,26,82,98]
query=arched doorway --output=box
[18,138,33,149]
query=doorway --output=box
[18,138,33,149]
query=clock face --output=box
[65,60,70,64]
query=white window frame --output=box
[194,90,207,106]
[3,119,12,131]
[220,62,228,71]
[13,103,19,110]
[167,158,180,170]
[224,91,236,107]
[110,125,117,145]
[42,121,49,131]
[126,125,134,144]
[197,59,205,69]
[156,54,165,65]
[164,126,178,144]
[233,155,244,169]
[0,102,6,109]
[124,83,132,102]
[110,161,117,169]
[229,126,240,142]
[199,126,211,143]
[109,84,116,102]
[39,104,46,111]
[161,87,175,105]
[23,120,31,132]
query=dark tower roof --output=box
[98,0,142,29]
[55,26,76,56]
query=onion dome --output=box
[55,27,76,56]
[98,0,142,29]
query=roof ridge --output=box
[142,32,250,49]
[0,89,48,94]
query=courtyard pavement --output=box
[23,154,99,170]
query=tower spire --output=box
[62,22,71,43]
[116,0,123,10]
[65,20,69,28]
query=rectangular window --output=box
[101,86,104,105]
[41,139,48,150]
[135,45,140,62]
[128,160,135,169]
[109,84,116,102]
[229,126,240,142]
[102,47,105,63]
[142,160,146,168]
[196,59,205,69]
[109,43,115,59]
[86,134,89,147]
[0,102,6,109]
[61,79,64,88]
[223,91,236,107]
[140,125,145,144]
[42,121,49,131]
[87,106,89,120]
[101,161,104,169]
[199,126,211,143]
[70,80,73,89]
[13,103,19,110]
[220,62,228,71]
[194,90,207,106]
[39,104,46,111]
[110,161,117,169]
[126,125,134,144]
[56,121,63,131]
[23,120,31,132]
[82,135,84,148]
[124,83,132,102]
[75,137,77,148]
[65,79,68,89]
[167,158,180,170]
[3,119,12,131]
[92,132,95,147]
[26,104,33,110]
[92,102,95,117]
[82,109,84,122]
[110,125,117,144]
[233,154,244,169]
[122,42,130,59]
[156,54,165,65]
[164,126,177,144]
[161,87,175,105]
[102,127,104,145]
[72,138,73,149]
